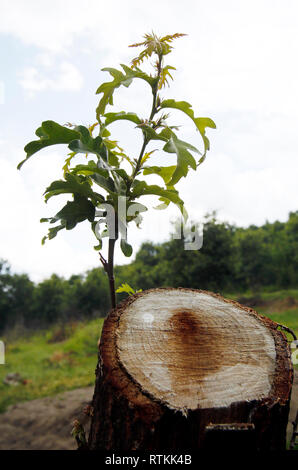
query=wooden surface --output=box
[88,288,293,450]
[117,289,276,411]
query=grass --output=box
[226,289,298,336]
[226,288,298,303]
[0,318,104,413]
[260,288,298,302]
[258,308,298,334]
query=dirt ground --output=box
[0,375,297,450]
[0,387,93,450]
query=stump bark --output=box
[88,288,293,450]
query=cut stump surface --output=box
[89,288,293,450]
[117,289,276,411]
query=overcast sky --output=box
[0,0,298,282]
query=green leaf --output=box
[108,151,120,167]
[116,283,137,295]
[55,195,95,230]
[112,168,130,181]
[120,239,133,257]
[44,173,104,205]
[130,180,184,214]
[143,165,176,184]
[91,173,116,194]
[71,161,109,178]
[18,121,80,169]
[142,184,184,207]
[162,131,199,185]
[68,126,107,160]
[160,99,195,119]
[104,111,142,127]
[158,65,176,89]
[73,125,90,143]
[18,122,110,170]
[160,99,216,157]
[129,32,186,68]
[130,179,147,197]
[140,150,156,165]
[126,201,148,226]
[110,168,129,196]
[136,124,168,143]
[193,117,217,164]
[63,152,77,175]
[127,201,148,213]
[46,158,116,199]
[42,223,65,245]
[93,240,103,251]
[101,128,111,138]
[96,65,155,118]
[64,159,126,197]
[121,64,156,87]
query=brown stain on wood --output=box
[113,289,289,411]
[167,308,235,381]
[166,305,274,393]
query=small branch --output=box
[99,252,108,272]
[276,323,297,343]
[133,137,149,178]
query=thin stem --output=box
[107,216,118,309]
[149,54,162,121]
[105,54,163,309]
[131,54,163,182]
[107,238,117,309]
[133,138,149,178]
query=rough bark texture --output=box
[88,288,293,451]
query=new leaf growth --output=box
[18,32,216,309]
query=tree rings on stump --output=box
[88,288,293,450]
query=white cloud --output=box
[19,61,83,96]
[0,0,94,53]
[1,0,298,280]
[0,142,180,281]
[0,81,4,104]
[0,0,150,55]
[178,151,298,228]
[3,1,298,115]
[0,147,96,281]
[35,53,55,68]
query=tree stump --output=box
[88,288,293,450]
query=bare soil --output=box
[0,387,93,450]
[0,375,296,450]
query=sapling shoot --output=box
[18,32,216,309]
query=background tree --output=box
[1,210,298,333]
